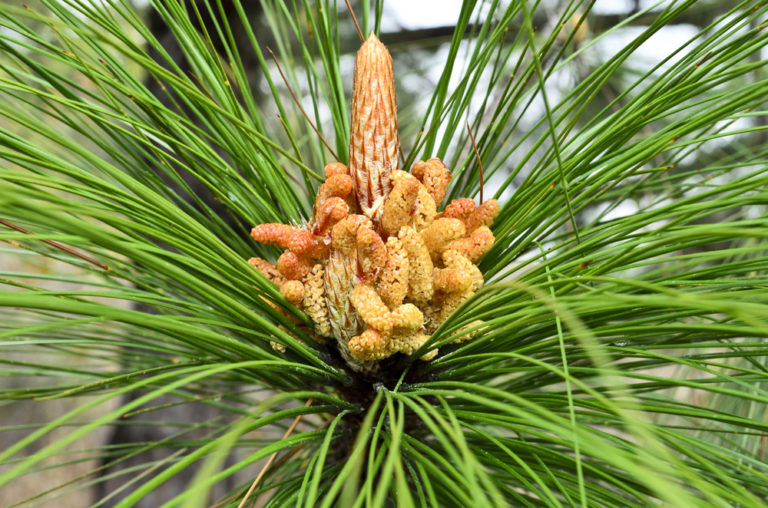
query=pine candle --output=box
[249,34,498,372]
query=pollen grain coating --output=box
[249,34,499,372]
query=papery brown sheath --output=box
[348,33,399,229]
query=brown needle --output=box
[267,48,339,162]
[344,0,365,43]
[466,122,485,204]
[0,218,109,271]
[236,398,313,508]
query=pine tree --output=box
[1,1,768,506]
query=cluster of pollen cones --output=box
[248,34,498,372]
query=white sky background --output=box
[124,0,699,69]
[123,0,701,76]
[379,0,643,29]
[126,0,695,66]
[381,0,696,68]
[372,0,724,223]
[125,0,738,223]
